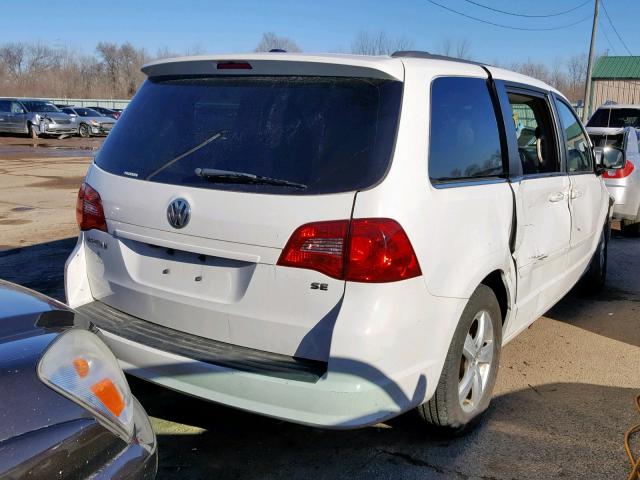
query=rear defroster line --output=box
[625,394,640,480]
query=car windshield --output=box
[95,75,402,195]
[22,101,59,113]
[75,108,101,117]
[587,108,640,128]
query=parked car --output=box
[61,107,116,137]
[587,125,640,235]
[587,104,640,130]
[0,98,77,138]
[65,52,625,434]
[0,280,157,478]
[87,106,122,120]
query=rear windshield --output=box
[95,76,402,195]
[587,108,640,128]
[75,108,101,117]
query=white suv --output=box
[66,52,625,433]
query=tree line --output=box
[0,32,588,102]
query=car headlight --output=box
[90,120,99,126]
[38,329,134,441]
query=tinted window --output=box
[587,108,640,128]
[556,101,593,173]
[22,101,59,113]
[10,102,24,114]
[507,92,560,175]
[96,76,402,195]
[428,77,503,182]
[75,108,101,117]
[0,101,10,112]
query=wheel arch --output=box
[479,270,511,328]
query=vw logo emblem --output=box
[167,198,190,229]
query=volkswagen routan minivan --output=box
[67,52,623,433]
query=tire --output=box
[580,222,609,294]
[78,123,90,138]
[27,122,38,139]
[621,220,640,237]
[418,284,502,435]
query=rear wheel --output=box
[418,284,502,435]
[79,123,90,138]
[580,222,609,294]
[27,122,38,139]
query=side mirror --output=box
[596,146,626,174]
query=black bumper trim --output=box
[76,301,327,383]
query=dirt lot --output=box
[1,136,639,479]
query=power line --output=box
[601,0,633,55]
[461,0,590,18]
[426,0,592,31]
[599,20,617,55]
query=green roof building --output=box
[589,56,640,114]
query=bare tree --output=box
[0,43,26,78]
[436,38,472,60]
[350,30,413,56]
[566,54,588,102]
[254,32,301,52]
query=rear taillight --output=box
[277,218,422,283]
[603,160,634,179]
[76,182,107,232]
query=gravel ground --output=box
[1,136,639,479]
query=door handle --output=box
[532,253,549,261]
[570,189,583,200]
[548,192,565,203]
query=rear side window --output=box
[96,76,402,195]
[428,77,503,183]
[555,101,593,174]
[507,92,560,175]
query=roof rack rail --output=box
[391,50,486,67]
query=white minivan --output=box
[66,52,625,433]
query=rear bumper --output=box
[606,183,640,221]
[100,328,424,429]
[66,234,468,428]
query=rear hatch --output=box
[83,56,403,361]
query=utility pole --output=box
[583,0,599,122]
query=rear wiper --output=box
[146,129,227,180]
[195,168,307,189]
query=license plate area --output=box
[120,239,256,304]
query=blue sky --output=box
[3,0,639,65]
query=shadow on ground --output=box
[0,237,76,301]
[546,231,640,348]
[128,376,637,480]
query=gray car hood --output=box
[32,111,71,121]
[0,281,92,442]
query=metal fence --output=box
[18,97,131,109]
